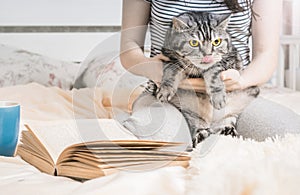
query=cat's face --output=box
[165,12,231,69]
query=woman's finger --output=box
[223,79,237,86]
[224,78,246,91]
[221,69,240,81]
[180,78,206,92]
[155,54,170,62]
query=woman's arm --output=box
[222,0,283,91]
[120,0,166,83]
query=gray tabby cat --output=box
[126,11,259,147]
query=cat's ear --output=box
[172,13,191,31]
[209,13,231,29]
[218,14,231,29]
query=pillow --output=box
[74,54,146,90]
[72,48,148,116]
[0,44,80,90]
[73,31,147,92]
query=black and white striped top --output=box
[145,0,253,66]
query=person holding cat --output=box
[120,0,300,142]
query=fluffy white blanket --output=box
[0,83,299,195]
[188,134,300,195]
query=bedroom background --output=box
[0,1,300,194]
[0,0,299,90]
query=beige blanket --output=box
[0,83,300,195]
[0,82,143,121]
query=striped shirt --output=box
[145,0,253,66]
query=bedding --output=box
[0,44,300,195]
[0,83,299,195]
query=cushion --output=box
[0,44,80,90]
[73,43,147,94]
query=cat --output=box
[124,11,259,147]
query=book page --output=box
[25,119,137,163]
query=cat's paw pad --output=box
[156,86,175,102]
[210,92,226,110]
[192,128,212,147]
[219,126,238,137]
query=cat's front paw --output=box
[192,128,212,147]
[210,92,226,110]
[156,85,175,102]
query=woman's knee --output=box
[236,97,300,141]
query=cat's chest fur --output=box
[173,59,204,78]
[162,49,204,78]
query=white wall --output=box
[291,0,300,35]
[282,0,300,35]
[0,0,122,62]
[0,0,122,26]
[280,0,300,90]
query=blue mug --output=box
[0,101,20,157]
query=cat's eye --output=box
[212,38,222,46]
[189,40,199,47]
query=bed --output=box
[1,0,300,194]
[0,42,300,195]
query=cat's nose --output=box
[201,55,214,64]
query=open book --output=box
[17,119,190,180]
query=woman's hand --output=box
[221,69,246,91]
[180,78,206,92]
